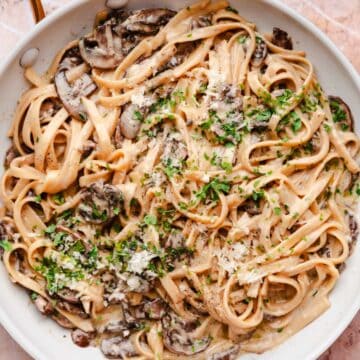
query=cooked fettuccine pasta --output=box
[1,1,359,358]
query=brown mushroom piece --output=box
[4,146,19,168]
[78,182,124,224]
[52,313,75,329]
[79,16,127,69]
[328,96,354,131]
[57,301,89,319]
[34,295,54,316]
[161,133,188,169]
[40,99,62,120]
[0,220,16,258]
[135,298,167,320]
[251,37,267,67]
[71,329,93,348]
[54,48,97,120]
[208,345,241,360]
[158,42,198,72]
[272,27,293,50]
[81,140,96,159]
[348,214,358,255]
[164,230,185,248]
[79,9,176,70]
[119,103,144,140]
[101,337,138,359]
[161,312,211,355]
[104,320,132,337]
[57,288,80,304]
[120,9,176,33]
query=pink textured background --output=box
[0,0,359,359]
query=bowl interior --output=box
[0,1,359,359]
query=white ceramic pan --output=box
[0,1,359,359]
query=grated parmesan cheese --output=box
[127,250,156,274]
[216,243,248,274]
[131,86,153,108]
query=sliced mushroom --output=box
[57,288,80,304]
[101,337,138,359]
[329,96,354,131]
[79,19,126,69]
[159,42,197,72]
[79,9,176,70]
[4,145,19,168]
[0,220,16,258]
[81,140,96,159]
[34,296,54,316]
[251,37,267,67]
[164,230,185,248]
[161,132,188,169]
[78,182,124,224]
[119,103,143,139]
[114,120,124,149]
[162,312,211,355]
[104,320,132,338]
[272,27,293,50]
[52,313,75,329]
[348,214,358,255]
[191,14,212,29]
[240,199,262,215]
[54,47,97,120]
[135,298,167,320]
[120,9,176,34]
[208,345,241,360]
[40,99,62,120]
[71,329,93,347]
[57,301,88,319]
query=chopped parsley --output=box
[0,240,12,252]
[196,178,231,202]
[144,214,158,226]
[44,224,56,235]
[163,159,182,178]
[237,35,247,44]
[52,193,65,205]
[251,189,265,203]
[276,89,294,108]
[255,108,273,122]
[290,112,302,133]
[133,110,143,121]
[220,161,233,173]
[330,99,346,123]
[92,205,108,221]
[323,124,331,133]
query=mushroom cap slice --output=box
[79,9,176,70]
[161,312,211,355]
[119,103,143,140]
[251,37,268,67]
[272,27,293,50]
[79,22,125,69]
[100,337,138,359]
[120,8,176,34]
[54,71,96,120]
[77,182,124,224]
[54,46,97,120]
[328,95,354,131]
[71,329,93,348]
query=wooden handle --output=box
[30,0,46,23]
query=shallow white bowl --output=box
[0,0,359,359]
